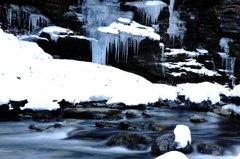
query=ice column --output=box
[29,14,50,32]
[167,0,186,46]
[219,38,236,86]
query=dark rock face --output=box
[105,132,152,150]
[1,0,240,86]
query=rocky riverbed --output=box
[1,100,240,159]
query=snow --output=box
[2,29,240,110]
[98,18,160,41]
[155,151,189,159]
[38,26,96,42]
[174,125,191,149]
[222,104,240,113]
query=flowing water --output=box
[0,108,240,159]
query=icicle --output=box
[167,0,186,46]
[159,42,166,77]
[29,14,50,32]
[219,38,232,54]
[126,1,167,24]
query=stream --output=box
[0,108,240,159]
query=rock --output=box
[28,124,45,132]
[58,99,74,109]
[63,108,121,119]
[189,114,208,123]
[23,115,33,119]
[95,121,106,128]
[151,134,176,155]
[46,123,64,129]
[197,143,221,156]
[142,121,163,131]
[10,99,28,109]
[105,132,152,150]
[95,121,118,128]
[0,104,13,121]
[213,108,234,118]
[185,100,216,111]
[167,100,179,108]
[118,121,133,130]
[33,111,53,122]
[151,132,192,155]
[126,110,142,118]
[142,110,153,117]
[12,114,24,121]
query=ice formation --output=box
[167,0,186,46]
[125,1,167,24]
[219,37,232,54]
[218,38,236,85]
[29,14,50,32]
[5,5,50,32]
[82,0,160,64]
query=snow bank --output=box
[174,125,191,149]
[155,151,189,159]
[0,29,160,109]
[1,28,240,110]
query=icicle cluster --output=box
[219,37,235,86]
[5,4,50,32]
[125,1,167,24]
[167,0,186,46]
[82,0,160,65]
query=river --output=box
[0,108,240,159]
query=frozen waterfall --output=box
[167,0,186,46]
[82,0,160,65]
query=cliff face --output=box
[0,0,239,86]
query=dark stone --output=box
[185,99,215,111]
[28,124,45,132]
[126,110,142,118]
[142,110,153,117]
[197,143,222,156]
[105,132,152,150]
[151,134,176,155]
[142,121,157,131]
[118,121,133,129]
[190,114,209,123]
[33,111,53,122]
[151,133,192,155]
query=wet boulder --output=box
[185,100,216,111]
[189,114,208,123]
[126,110,142,118]
[151,134,176,154]
[197,143,221,156]
[142,110,153,117]
[212,108,239,118]
[142,121,163,132]
[118,120,133,130]
[95,121,118,128]
[106,132,152,150]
